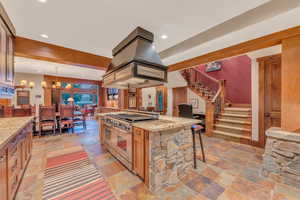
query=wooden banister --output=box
[193,68,219,83]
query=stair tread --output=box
[213,130,251,139]
[224,107,251,112]
[214,124,251,132]
[217,118,251,125]
[220,113,251,117]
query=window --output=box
[73,93,97,107]
[73,83,98,89]
[61,93,71,105]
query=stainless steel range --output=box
[102,112,158,170]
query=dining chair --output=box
[39,105,56,136]
[59,105,74,134]
[13,105,33,117]
[73,107,87,130]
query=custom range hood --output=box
[103,27,167,89]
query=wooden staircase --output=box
[181,68,252,144]
[214,106,252,144]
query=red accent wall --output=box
[197,55,251,104]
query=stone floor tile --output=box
[217,188,250,200]
[200,182,225,200]
[100,160,126,177]
[215,172,236,188]
[201,167,219,181]
[107,170,142,195]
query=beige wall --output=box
[13,73,44,107]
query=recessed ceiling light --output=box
[37,0,47,3]
[40,34,49,38]
[161,34,168,39]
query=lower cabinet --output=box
[133,127,145,179]
[0,149,8,200]
[0,122,33,200]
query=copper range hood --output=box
[103,27,167,89]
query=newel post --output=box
[205,102,214,136]
[219,80,226,111]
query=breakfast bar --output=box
[98,111,200,192]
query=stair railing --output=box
[181,67,227,136]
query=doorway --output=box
[258,54,281,147]
[172,87,187,116]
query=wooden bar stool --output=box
[178,103,206,169]
[191,124,206,168]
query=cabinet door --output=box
[0,149,8,200]
[133,128,144,179]
[5,33,14,84]
[0,21,7,84]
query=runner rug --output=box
[42,148,116,200]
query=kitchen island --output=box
[0,117,34,200]
[98,111,200,192]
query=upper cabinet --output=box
[0,2,16,99]
[0,13,15,86]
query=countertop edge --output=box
[0,116,34,150]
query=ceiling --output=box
[2,0,270,58]
[15,57,105,81]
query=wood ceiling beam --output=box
[15,36,111,70]
[168,25,300,72]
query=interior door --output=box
[259,54,281,146]
[172,87,187,116]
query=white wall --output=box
[163,6,300,66]
[247,45,281,141]
[13,73,44,107]
[164,71,206,115]
[187,89,206,114]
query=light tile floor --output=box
[16,120,300,200]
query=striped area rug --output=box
[42,149,116,200]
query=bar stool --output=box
[191,124,206,168]
[178,104,206,169]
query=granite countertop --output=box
[133,115,201,132]
[97,112,201,132]
[0,116,34,149]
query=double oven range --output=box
[102,112,158,170]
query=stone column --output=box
[262,128,300,188]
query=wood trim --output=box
[0,1,16,36]
[258,54,281,147]
[258,58,266,148]
[15,37,111,70]
[168,25,300,72]
[44,75,100,85]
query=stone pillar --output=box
[262,128,300,188]
[281,35,300,131]
[149,126,193,192]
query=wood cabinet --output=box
[133,127,145,179]
[0,148,8,200]
[0,15,14,86]
[0,121,32,200]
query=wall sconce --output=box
[41,81,47,89]
[20,80,27,87]
[29,81,35,89]
[55,81,61,88]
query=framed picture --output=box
[189,98,199,109]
